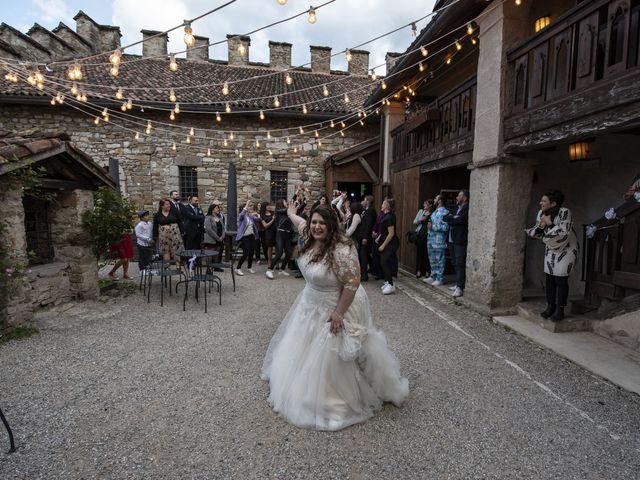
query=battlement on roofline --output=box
[0,10,372,76]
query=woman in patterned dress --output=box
[152,199,184,267]
[525,190,579,322]
[425,195,449,286]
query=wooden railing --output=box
[390,76,476,165]
[582,200,640,306]
[508,0,640,115]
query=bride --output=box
[261,202,409,431]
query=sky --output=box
[3,0,437,74]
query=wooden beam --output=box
[358,157,379,183]
[39,178,95,190]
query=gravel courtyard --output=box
[1,269,640,479]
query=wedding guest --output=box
[235,200,260,276]
[444,190,469,298]
[254,202,264,264]
[412,199,433,279]
[107,229,134,281]
[358,195,376,282]
[525,190,578,322]
[378,198,400,295]
[134,210,154,272]
[266,199,294,279]
[346,201,363,239]
[182,195,205,250]
[153,198,184,267]
[261,203,277,268]
[425,195,449,286]
[203,203,226,266]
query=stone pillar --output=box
[464,0,532,314]
[381,101,405,186]
[187,35,209,61]
[142,30,167,57]
[269,41,292,70]
[348,49,369,76]
[227,34,250,65]
[310,45,331,73]
[50,190,99,300]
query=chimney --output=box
[187,35,209,61]
[141,30,167,57]
[98,26,121,51]
[269,41,292,70]
[227,34,250,65]
[385,52,402,74]
[310,45,331,74]
[348,49,369,76]
[74,11,99,51]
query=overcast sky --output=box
[5,0,437,74]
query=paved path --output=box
[1,267,639,479]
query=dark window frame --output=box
[179,166,199,200]
[23,196,54,265]
[270,170,288,203]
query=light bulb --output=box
[294,146,298,153]
[340,121,346,128]
[102,108,108,117]
[27,74,36,86]
[274,96,280,107]
[184,23,195,47]
[467,23,474,35]
[456,40,462,51]
[277,0,287,4]
[323,85,329,96]
[340,130,345,137]
[207,148,211,156]
[360,120,364,126]
[259,110,265,120]
[174,103,180,114]
[186,136,191,144]
[268,149,273,156]
[135,132,140,140]
[286,137,290,144]
[330,120,335,128]
[223,138,228,147]
[170,111,176,121]
[189,127,195,136]
[285,73,293,85]
[116,88,124,100]
[381,81,387,90]
[239,151,243,159]
[169,89,176,102]
[267,131,271,139]
[318,140,322,147]
[419,62,425,72]
[103,114,109,122]
[94,117,100,125]
[446,56,452,65]
[50,97,56,105]
[344,94,350,103]
[229,132,235,140]
[216,112,222,122]
[420,46,428,56]
[370,69,377,81]
[299,127,304,134]
[225,103,231,113]
[471,37,477,45]
[172,142,177,151]
[110,66,119,76]
[314,130,319,137]
[36,82,44,90]
[169,55,178,72]
[121,103,127,112]
[126,99,132,110]
[70,83,78,95]
[308,7,317,24]
[34,69,44,83]
[109,49,122,66]
[302,105,308,114]
[238,43,246,57]
[81,93,87,102]
[222,82,229,95]
[345,49,352,62]
[515,0,521,4]
[146,121,152,134]
[255,139,260,147]
[75,65,83,80]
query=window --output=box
[270,170,288,203]
[179,166,198,200]
[23,197,54,265]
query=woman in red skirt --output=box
[107,232,134,280]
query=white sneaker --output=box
[381,281,389,290]
[431,280,443,286]
[452,287,463,298]
[234,269,244,276]
[248,268,255,274]
[382,284,396,295]
[449,285,457,291]
[422,277,434,284]
[279,270,290,276]
[266,270,274,279]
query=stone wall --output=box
[0,105,377,210]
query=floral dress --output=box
[525,207,579,276]
[427,206,450,282]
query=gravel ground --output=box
[1,265,640,479]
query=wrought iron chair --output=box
[146,258,186,306]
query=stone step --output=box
[516,302,592,333]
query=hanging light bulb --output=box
[81,93,87,102]
[189,127,195,136]
[322,85,329,97]
[222,82,229,95]
[420,46,428,57]
[225,103,231,113]
[102,108,109,117]
[109,49,122,66]
[120,103,127,112]
[186,136,191,144]
[183,22,195,47]
[274,96,280,107]
[34,69,44,84]
[360,119,365,126]
[135,132,140,140]
[239,151,243,159]
[223,138,228,147]
[126,99,132,110]
[308,7,317,24]
[299,126,304,134]
[238,43,246,57]
[446,56,452,65]
[340,121,346,128]
[94,116,100,125]
[174,103,180,114]
[381,81,387,90]
[27,72,37,86]
[170,111,176,121]
[259,110,265,120]
[340,130,345,137]
[344,93,350,104]
[358,111,363,118]
[216,112,222,122]
[255,139,260,147]
[294,146,298,153]
[456,40,462,51]
[515,0,521,5]
[172,142,177,151]
[115,88,124,100]
[103,113,109,122]
[314,130,319,137]
[56,93,64,104]
[302,104,308,114]
[285,73,293,85]
[467,23,474,35]
[268,149,273,156]
[207,148,211,157]
[267,131,271,139]
[345,49,352,62]
[169,89,177,102]
[286,137,291,144]
[471,37,478,45]
[419,62,425,72]
[317,140,322,147]
[330,120,335,128]
[277,0,287,5]
[169,55,178,72]
[370,69,377,81]
[229,132,235,140]
[70,83,78,95]
[146,121,152,134]
[110,66,119,77]
[50,97,56,105]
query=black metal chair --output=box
[177,253,222,312]
[146,258,185,306]
[208,240,238,292]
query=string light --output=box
[186,136,191,144]
[239,151,243,159]
[170,111,176,120]
[345,49,352,62]
[223,138,228,147]
[273,96,280,107]
[330,120,335,128]
[359,119,365,126]
[267,131,271,139]
[103,113,109,122]
[419,62,425,72]
[222,82,229,95]
[169,55,178,72]
[172,142,177,151]
[109,49,122,66]
[286,137,291,144]
[515,0,521,4]
[317,140,322,147]
[70,83,78,95]
[370,69,377,81]
[207,148,211,156]
[471,37,477,45]
[455,40,462,51]
[314,130,319,137]
[344,93,350,103]
[381,81,387,90]
[340,130,345,137]
[446,56,452,65]
[81,93,87,102]
[238,43,246,57]
[94,116,100,125]
[229,132,235,140]
[120,102,127,112]
[225,103,231,113]
[189,127,195,136]
[467,23,474,35]
[302,104,308,114]
[146,121,152,134]
[268,149,273,156]
[308,7,317,24]
[340,121,346,128]
[259,110,265,120]
[67,64,82,80]
[420,46,428,56]
[126,99,133,110]
[102,107,109,117]
[285,73,293,85]
[255,139,260,147]
[115,88,124,100]
[293,146,298,153]
[135,132,140,140]
[174,103,180,114]
[322,85,329,96]
[169,89,177,102]
[216,112,222,122]
[110,66,119,77]
[4,72,18,82]
[183,22,195,47]
[50,97,56,105]
[299,126,304,134]
[276,0,287,4]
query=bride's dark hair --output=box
[298,205,353,267]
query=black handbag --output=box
[406,231,418,244]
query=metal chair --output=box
[146,258,185,306]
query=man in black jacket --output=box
[182,195,205,249]
[358,195,377,282]
[444,190,469,298]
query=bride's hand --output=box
[328,312,344,335]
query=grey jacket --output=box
[204,214,226,244]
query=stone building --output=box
[0,11,378,212]
[0,132,116,324]
[367,0,640,345]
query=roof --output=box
[0,131,116,189]
[51,22,94,49]
[0,38,20,57]
[27,23,77,52]
[0,23,50,54]
[325,136,379,166]
[0,53,376,116]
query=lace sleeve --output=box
[332,243,361,291]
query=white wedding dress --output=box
[261,242,409,431]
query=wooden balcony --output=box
[390,76,476,172]
[504,0,640,150]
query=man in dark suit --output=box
[182,195,205,249]
[444,190,469,298]
[169,190,183,222]
[358,195,377,282]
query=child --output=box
[134,210,154,272]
